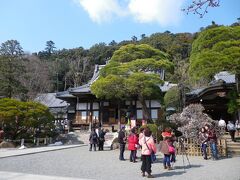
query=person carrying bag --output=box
[139,128,156,178]
[159,127,175,170]
[145,137,157,163]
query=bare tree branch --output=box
[183,0,220,18]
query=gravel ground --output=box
[0,146,239,180]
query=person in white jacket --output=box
[227,121,236,142]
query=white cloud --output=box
[74,0,185,26]
[75,0,126,23]
[128,0,185,26]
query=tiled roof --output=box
[186,88,205,95]
[213,71,235,83]
[187,71,236,96]
[35,93,69,108]
[70,65,104,94]
[159,82,177,92]
[57,64,175,98]
[56,90,76,98]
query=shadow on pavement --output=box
[153,171,186,177]
[153,164,202,177]
[173,164,202,170]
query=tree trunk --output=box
[236,74,240,94]
[139,95,153,123]
[118,102,121,130]
[236,74,240,121]
[64,76,67,91]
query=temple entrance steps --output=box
[222,133,240,157]
[73,130,90,144]
[73,129,119,149]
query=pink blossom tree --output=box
[169,104,224,140]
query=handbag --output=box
[151,152,156,162]
[167,142,175,154]
[168,145,175,154]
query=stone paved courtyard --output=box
[0,146,240,180]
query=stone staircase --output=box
[73,130,90,144]
[224,134,240,157]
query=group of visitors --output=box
[199,124,219,160]
[118,125,157,178]
[118,125,177,178]
[89,128,107,151]
[88,119,239,178]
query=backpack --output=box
[228,123,235,131]
[99,131,105,141]
[92,133,98,140]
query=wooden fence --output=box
[175,138,227,157]
[15,137,53,146]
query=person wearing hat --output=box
[118,125,127,161]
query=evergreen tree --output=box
[91,44,173,122]
[0,40,27,98]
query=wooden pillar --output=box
[118,101,121,130]
[44,138,47,145]
[100,101,103,127]
[36,138,39,146]
[21,139,24,147]
[149,100,152,120]
[90,101,93,128]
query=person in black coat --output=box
[89,128,98,151]
[98,128,106,151]
[118,126,127,160]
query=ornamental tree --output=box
[91,44,173,122]
[169,104,224,141]
[0,98,54,140]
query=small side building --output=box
[35,93,69,129]
[185,71,237,122]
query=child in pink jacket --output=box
[139,128,156,178]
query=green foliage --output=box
[164,86,180,110]
[91,75,126,100]
[0,98,54,140]
[45,40,56,54]
[89,42,118,64]
[140,32,193,60]
[91,44,173,121]
[125,72,163,99]
[227,90,239,114]
[189,26,240,82]
[111,44,168,63]
[140,124,158,134]
[140,32,193,83]
[0,40,27,98]
[92,44,173,100]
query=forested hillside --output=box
[0,21,239,100]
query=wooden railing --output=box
[175,138,227,157]
[1,137,53,147]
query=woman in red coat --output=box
[128,127,139,162]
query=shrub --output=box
[140,123,158,134]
